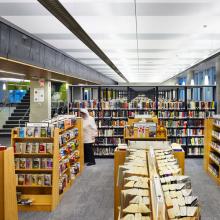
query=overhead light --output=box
[2,82,6,91]
[204,75,209,85]
[51,78,67,83]
[0,78,29,82]
[0,70,25,76]
[215,81,216,85]
[191,79,195,85]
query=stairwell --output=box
[0,91,30,137]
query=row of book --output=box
[188,137,204,145]
[158,101,185,110]
[187,101,215,110]
[159,119,204,127]
[98,120,127,127]
[188,111,214,118]
[212,130,220,139]
[59,128,79,146]
[14,142,53,154]
[98,129,123,136]
[214,118,220,126]
[15,158,53,169]
[158,111,187,118]
[17,126,54,138]
[210,152,220,165]
[94,147,114,156]
[98,110,128,117]
[211,141,220,153]
[96,137,123,145]
[69,100,215,110]
[187,148,204,156]
[16,174,52,186]
[208,164,219,177]
[70,100,98,109]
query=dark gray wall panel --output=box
[0,23,9,57]
[55,52,65,73]
[8,29,32,63]
[44,46,56,71]
[0,20,116,85]
[29,39,45,67]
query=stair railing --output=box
[18,107,30,128]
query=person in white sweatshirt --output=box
[80,108,97,166]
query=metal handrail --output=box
[18,107,30,128]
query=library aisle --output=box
[17,158,220,220]
[18,159,114,220]
[185,159,220,220]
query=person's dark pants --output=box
[84,143,95,164]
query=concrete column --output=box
[216,57,220,113]
[30,80,51,122]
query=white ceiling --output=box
[1,0,220,83]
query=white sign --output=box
[34,88,44,102]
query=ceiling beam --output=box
[37,0,129,83]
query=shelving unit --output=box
[0,147,18,220]
[70,85,216,158]
[204,116,220,184]
[12,126,60,211]
[11,117,84,212]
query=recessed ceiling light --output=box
[203,24,207,28]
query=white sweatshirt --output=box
[82,109,98,144]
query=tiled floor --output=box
[15,158,220,220]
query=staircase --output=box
[0,91,30,137]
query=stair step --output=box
[8,116,29,120]
[3,124,25,128]
[17,102,30,105]
[16,106,29,110]
[0,128,11,133]
[6,120,29,125]
[14,109,30,113]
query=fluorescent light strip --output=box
[51,78,67,83]
[0,70,25,76]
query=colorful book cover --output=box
[40,127,47,137]
[19,158,26,169]
[34,127,40,138]
[39,143,46,153]
[46,143,53,154]
[32,158,41,169]
[26,158,32,169]
[19,127,25,138]
[25,174,32,185]
[25,143,32,153]
[18,174,25,185]
[31,143,39,154]
[37,174,44,186]
[44,174,51,186]
[41,158,47,169]
[26,127,34,137]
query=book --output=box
[41,158,47,169]
[19,127,26,138]
[25,174,32,185]
[46,143,53,154]
[31,175,37,185]
[44,174,51,186]
[40,127,47,137]
[25,143,32,153]
[26,127,34,137]
[32,158,41,169]
[19,158,26,169]
[37,174,44,186]
[32,143,39,153]
[33,127,40,137]
[26,158,32,169]
[39,143,46,153]
[18,174,25,185]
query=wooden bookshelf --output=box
[58,117,84,199]
[204,117,220,184]
[12,127,60,211]
[11,117,84,212]
[0,147,18,220]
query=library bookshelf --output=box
[204,117,220,184]
[0,147,18,220]
[11,117,84,212]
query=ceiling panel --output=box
[1,0,220,83]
